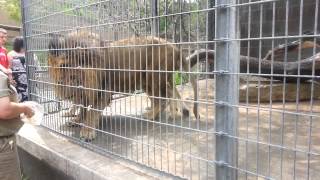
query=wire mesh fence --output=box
[21,0,320,179]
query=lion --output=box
[48,31,199,141]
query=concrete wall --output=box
[18,148,73,180]
[0,11,21,46]
[16,124,176,180]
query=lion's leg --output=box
[63,104,82,127]
[79,107,97,142]
[167,83,179,118]
[143,84,168,113]
[173,86,190,117]
[144,101,153,111]
[79,107,100,142]
[167,83,190,118]
[142,82,153,111]
[143,97,167,120]
[66,107,83,127]
[62,104,78,117]
[80,92,110,141]
[143,73,170,119]
[79,70,102,141]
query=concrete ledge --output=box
[16,124,176,180]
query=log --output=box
[262,40,320,61]
[187,49,320,82]
[239,81,320,102]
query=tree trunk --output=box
[187,49,320,82]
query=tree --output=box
[0,0,21,22]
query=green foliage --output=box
[21,173,29,180]
[174,72,188,85]
[5,43,13,52]
[0,0,21,22]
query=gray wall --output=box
[239,0,320,60]
[18,148,74,180]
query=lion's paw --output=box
[66,115,81,127]
[80,128,96,142]
[142,111,156,120]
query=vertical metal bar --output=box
[280,1,290,179]
[256,3,263,177]
[21,0,30,100]
[151,0,158,36]
[294,1,304,179]
[268,1,276,178]
[206,1,211,178]
[144,0,150,167]
[245,1,252,179]
[150,0,156,169]
[307,1,319,179]
[215,0,239,180]
[172,11,177,175]
[182,0,192,177]
[207,0,215,51]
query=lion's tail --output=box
[183,49,216,119]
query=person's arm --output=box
[0,64,12,80]
[0,70,32,119]
[0,96,33,119]
[0,64,9,74]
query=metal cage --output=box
[21,0,320,179]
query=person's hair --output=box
[0,28,7,34]
[13,36,24,53]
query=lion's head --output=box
[48,31,103,100]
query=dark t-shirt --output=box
[10,51,28,102]
[0,71,23,136]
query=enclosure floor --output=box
[42,79,320,180]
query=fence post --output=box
[215,0,239,180]
[20,0,32,100]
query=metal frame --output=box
[215,0,239,179]
[20,0,320,179]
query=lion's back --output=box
[109,36,181,69]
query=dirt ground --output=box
[42,79,320,180]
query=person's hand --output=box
[23,104,34,118]
[10,79,16,86]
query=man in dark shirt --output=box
[0,70,34,180]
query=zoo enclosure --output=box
[21,0,320,180]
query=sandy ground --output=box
[41,79,320,180]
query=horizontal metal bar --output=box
[29,79,320,119]
[41,124,275,180]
